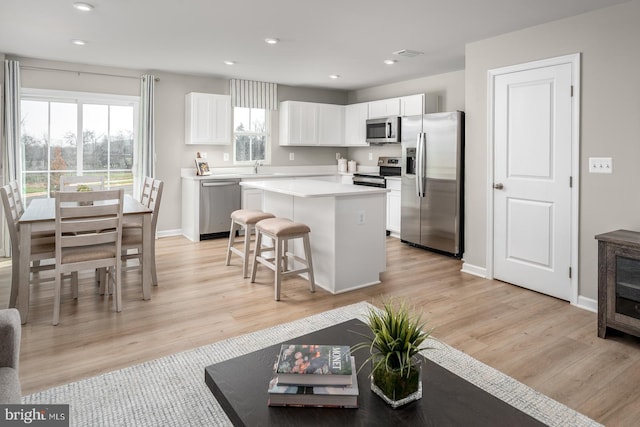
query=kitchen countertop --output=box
[240,179,389,197]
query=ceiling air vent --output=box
[393,49,424,58]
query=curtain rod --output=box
[20,65,160,82]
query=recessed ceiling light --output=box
[71,39,87,46]
[73,2,94,12]
[223,60,235,66]
[384,59,397,65]
[329,74,340,79]
[264,38,280,45]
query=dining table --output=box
[17,195,153,324]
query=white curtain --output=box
[136,74,155,198]
[230,79,278,110]
[2,59,21,256]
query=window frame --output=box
[20,88,139,200]
[232,107,271,165]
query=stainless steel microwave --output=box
[366,116,401,144]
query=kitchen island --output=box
[240,179,389,294]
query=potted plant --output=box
[353,299,434,408]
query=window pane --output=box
[83,104,108,170]
[252,135,266,161]
[234,107,250,132]
[23,172,49,203]
[21,100,49,172]
[250,108,265,132]
[109,105,134,170]
[49,102,77,171]
[235,135,251,162]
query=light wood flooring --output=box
[2,236,640,426]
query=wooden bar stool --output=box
[250,218,315,301]
[226,209,275,278]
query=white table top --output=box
[19,195,151,223]
[239,179,389,198]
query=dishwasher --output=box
[199,179,241,240]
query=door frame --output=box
[486,53,581,305]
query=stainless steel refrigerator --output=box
[400,112,464,257]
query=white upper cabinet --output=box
[185,93,231,145]
[280,101,344,146]
[400,94,424,116]
[368,98,401,119]
[318,103,344,145]
[344,102,369,146]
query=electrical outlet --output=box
[200,152,208,159]
[357,210,365,225]
[368,152,373,161]
[336,153,341,160]
[223,153,229,162]
[289,152,295,161]
[589,157,612,174]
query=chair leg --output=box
[274,237,282,301]
[250,230,262,283]
[72,272,79,299]
[114,263,122,313]
[225,219,237,266]
[53,272,62,325]
[9,258,19,309]
[302,235,316,293]
[242,224,252,278]
[151,239,158,286]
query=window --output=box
[20,89,138,203]
[233,107,269,164]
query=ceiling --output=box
[0,0,629,90]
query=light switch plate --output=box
[289,152,295,161]
[223,153,229,162]
[589,157,612,174]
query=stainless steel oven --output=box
[352,157,401,188]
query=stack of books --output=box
[267,343,359,408]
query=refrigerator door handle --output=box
[416,133,426,197]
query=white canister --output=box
[348,160,357,173]
[338,158,347,173]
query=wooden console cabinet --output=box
[596,230,640,338]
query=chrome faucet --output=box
[253,160,263,174]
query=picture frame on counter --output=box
[195,158,211,176]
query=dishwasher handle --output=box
[201,181,239,187]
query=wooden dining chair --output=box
[53,189,124,325]
[59,175,105,192]
[122,179,164,286]
[1,181,56,309]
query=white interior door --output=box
[492,61,574,301]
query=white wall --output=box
[4,57,348,235]
[464,0,640,301]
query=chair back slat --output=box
[140,176,153,206]
[1,182,23,250]
[148,179,164,229]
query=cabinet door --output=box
[241,187,263,211]
[280,101,319,146]
[400,94,424,116]
[344,103,369,146]
[368,98,400,119]
[185,93,231,145]
[318,104,344,145]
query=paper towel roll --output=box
[348,160,357,173]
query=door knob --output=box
[493,183,504,190]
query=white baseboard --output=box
[461,262,487,278]
[157,229,182,238]
[575,295,598,313]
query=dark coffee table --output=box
[204,319,545,426]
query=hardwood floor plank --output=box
[2,235,640,425]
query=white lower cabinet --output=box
[386,179,401,236]
[241,187,264,211]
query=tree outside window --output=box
[233,107,269,164]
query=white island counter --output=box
[240,179,388,294]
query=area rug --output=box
[24,301,601,426]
